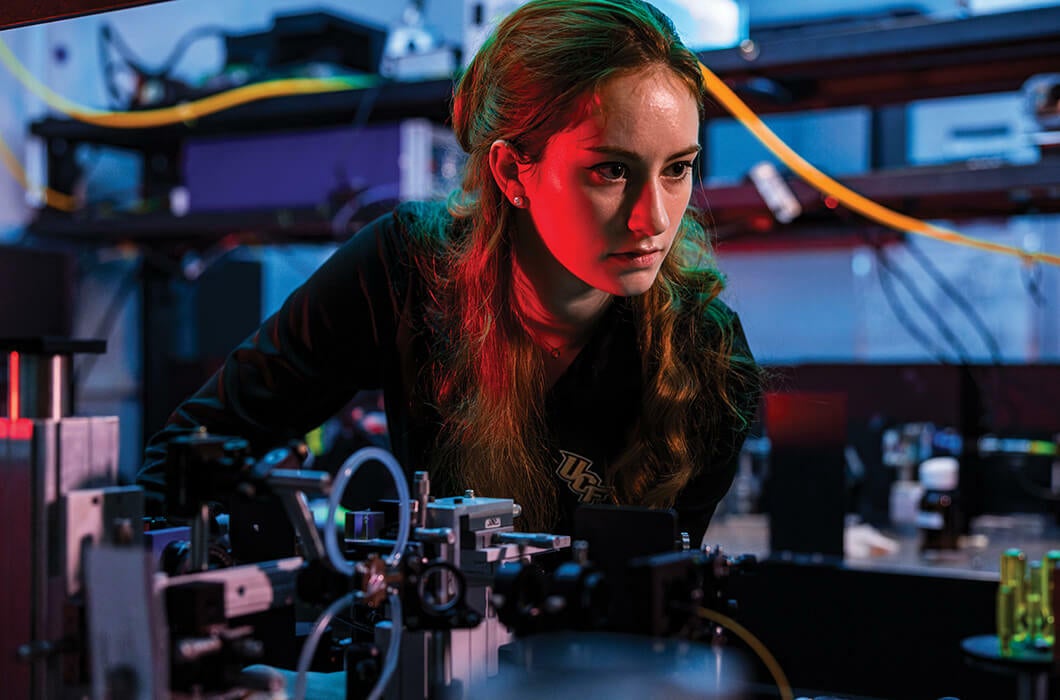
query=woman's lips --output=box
[609,249,662,267]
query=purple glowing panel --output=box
[182,123,402,213]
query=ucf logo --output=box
[556,450,612,504]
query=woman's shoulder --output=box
[349,200,453,246]
[340,200,456,272]
[392,200,457,245]
[392,198,450,222]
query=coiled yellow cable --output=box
[699,62,1060,267]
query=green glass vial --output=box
[997,583,1016,656]
[1000,548,1028,644]
[1026,583,1042,646]
[1041,551,1060,647]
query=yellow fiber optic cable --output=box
[0,38,377,129]
[0,25,1055,264]
[696,606,793,700]
[699,62,1060,268]
[0,131,77,211]
[0,35,375,209]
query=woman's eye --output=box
[592,163,628,181]
[666,161,696,179]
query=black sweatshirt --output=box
[138,202,759,545]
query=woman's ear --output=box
[488,139,528,207]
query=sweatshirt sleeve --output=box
[136,210,410,513]
[674,308,761,547]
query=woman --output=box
[138,0,761,546]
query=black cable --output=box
[871,242,952,363]
[330,84,386,236]
[99,23,150,76]
[875,240,973,363]
[351,83,382,132]
[1020,262,1047,308]
[872,239,1012,431]
[155,25,229,78]
[99,22,228,112]
[900,238,1034,430]
[98,25,126,107]
[903,239,1003,364]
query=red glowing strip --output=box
[0,417,33,441]
[8,350,19,421]
[3,354,35,440]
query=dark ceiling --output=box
[0,1,171,31]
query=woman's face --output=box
[516,65,701,297]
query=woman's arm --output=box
[136,211,410,513]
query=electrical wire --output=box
[871,239,1010,434]
[698,62,1060,268]
[328,82,386,236]
[903,239,1004,364]
[694,606,792,700]
[876,242,973,362]
[99,25,128,107]
[100,22,230,107]
[99,23,151,78]
[1021,262,1047,307]
[872,243,953,363]
[350,82,382,132]
[292,591,404,700]
[152,24,228,78]
[872,233,1024,433]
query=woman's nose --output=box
[628,180,669,238]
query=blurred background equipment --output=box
[461,0,527,67]
[224,11,386,79]
[1025,73,1060,133]
[748,160,802,224]
[97,9,388,111]
[381,1,457,80]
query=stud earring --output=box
[512,196,524,207]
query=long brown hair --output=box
[413,0,758,531]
